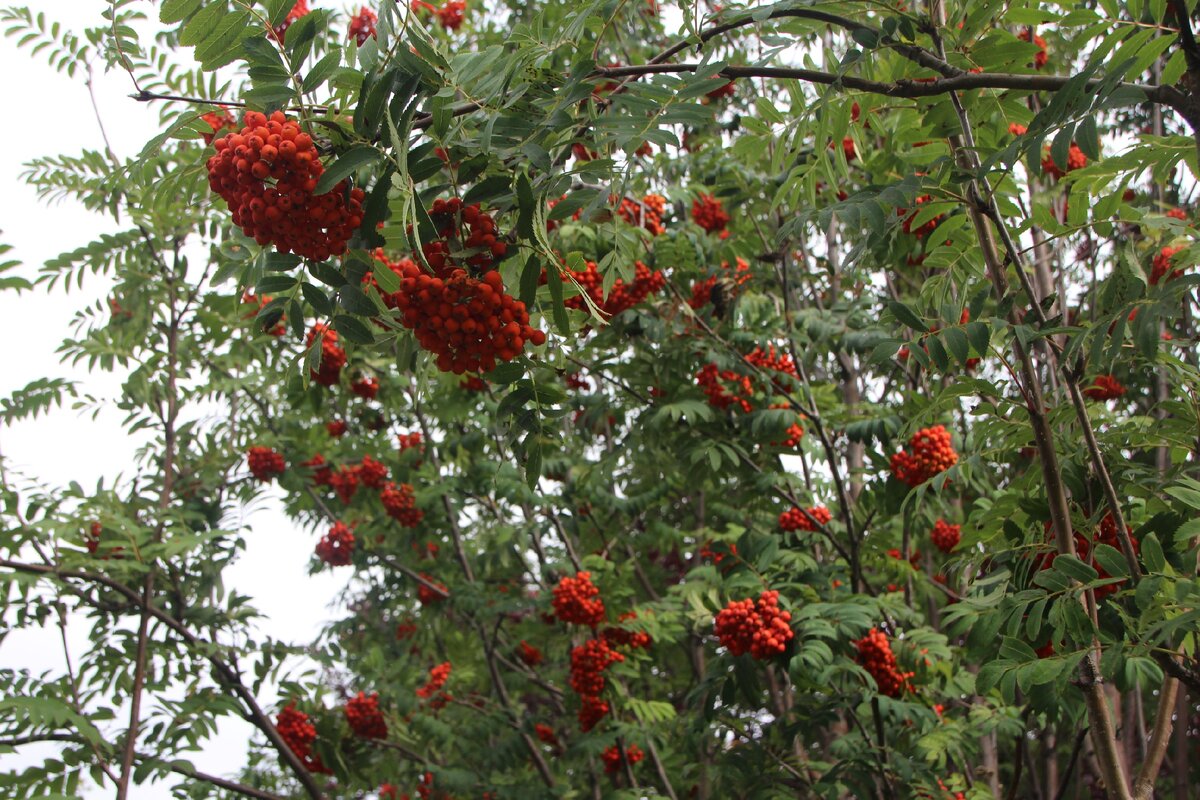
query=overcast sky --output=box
[0,3,351,795]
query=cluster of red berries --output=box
[518,640,544,666]
[564,372,591,390]
[696,363,755,413]
[616,194,667,235]
[855,628,913,697]
[1040,513,1139,599]
[534,722,558,747]
[1083,374,1126,401]
[578,695,610,732]
[382,251,545,374]
[688,257,752,309]
[316,521,355,566]
[1017,28,1048,69]
[351,376,379,399]
[270,1,309,42]
[601,743,644,774]
[417,661,452,699]
[698,540,738,564]
[1152,245,1185,284]
[422,199,508,273]
[930,519,961,554]
[778,505,832,532]
[240,291,287,336]
[569,638,625,696]
[691,193,730,237]
[247,446,286,482]
[714,590,794,659]
[889,425,958,487]
[344,691,388,739]
[460,375,487,392]
[200,109,236,145]
[306,325,348,387]
[397,431,423,452]
[411,0,465,30]
[207,111,365,261]
[898,195,943,238]
[552,571,606,626]
[561,259,666,318]
[326,419,347,437]
[380,482,424,527]
[417,573,448,604]
[601,611,653,649]
[1041,143,1087,180]
[276,701,331,774]
[745,345,798,384]
[348,6,377,44]
[85,521,102,554]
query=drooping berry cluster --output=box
[930,519,961,553]
[691,193,730,237]
[561,260,666,318]
[397,431,423,452]
[615,194,667,235]
[351,376,380,399]
[417,661,452,699]
[696,363,755,413]
[889,425,958,487]
[705,80,736,100]
[578,695,610,732]
[326,419,347,437]
[569,639,625,696]
[601,611,653,649]
[534,722,558,746]
[358,455,389,489]
[1041,143,1087,180]
[552,571,606,626]
[778,505,832,532]
[270,1,309,42]
[855,628,913,697]
[200,109,236,145]
[206,111,364,261]
[85,521,102,554]
[306,324,348,387]
[316,521,355,566]
[420,198,508,274]
[380,482,424,527]
[745,345,798,389]
[344,691,388,739]
[276,701,332,774]
[1083,374,1125,401]
[601,743,644,774]
[411,0,465,30]
[348,6,378,44]
[1017,28,1048,69]
[1151,245,1185,284]
[714,590,794,659]
[417,573,448,604]
[247,446,286,482]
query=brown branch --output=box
[1132,673,1179,799]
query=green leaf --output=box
[338,283,380,316]
[1054,554,1099,583]
[332,314,376,344]
[516,172,535,240]
[942,327,969,365]
[1165,485,1200,510]
[1141,532,1166,574]
[179,2,226,46]
[1091,543,1128,578]
[161,0,204,24]
[887,300,928,332]
[314,145,381,195]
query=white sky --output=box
[0,2,350,795]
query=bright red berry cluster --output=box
[534,722,558,746]
[1017,28,1048,69]
[85,521,102,554]
[306,324,348,387]
[411,0,465,29]
[344,691,388,739]
[778,505,832,532]
[1151,245,1185,284]
[276,701,331,774]
[200,109,236,145]
[518,640,544,666]
[326,419,347,437]
[270,1,309,42]
[1083,374,1125,401]
[889,425,958,487]
[247,446,286,482]
[348,6,377,44]
[420,198,508,273]
[615,193,667,235]
[417,573,448,605]
[602,611,652,649]
[351,376,380,399]
[696,363,755,413]
[569,638,625,696]
[601,743,644,774]
[206,111,364,261]
[561,259,666,318]
[380,482,424,527]
[396,431,423,452]
[417,661,452,699]
[552,571,606,626]
[316,521,355,567]
[691,193,730,237]
[1041,143,1087,180]
[578,695,610,732]
[930,519,961,553]
[855,628,913,697]
[714,590,794,659]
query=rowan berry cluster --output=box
[206,111,364,260]
[688,257,752,309]
[773,422,806,448]
[1041,143,1087,180]
[85,521,102,554]
[344,691,388,739]
[601,611,652,649]
[570,638,624,696]
[518,640,544,666]
[889,425,958,487]
[276,701,332,774]
[534,723,558,746]
[564,372,590,390]
[577,695,610,732]
[460,376,487,392]
[1017,28,1049,69]
[247,446,286,482]
[326,419,347,437]
[696,363,755,413]
[778,505,832,532]
[306,325,347,387]
[417,573,448,604]
[411,0,465,30]
[691,193,730,237]
[552,571,606,626]
[561,259,666,318]
[1151,245,1185,284]
[270,1,309,42]
[855,628,913,697]
[930,519,961,553]
[347,6,377,45]
[1043,512,1139,600]
[385,254,545,374]
[397,431,423,452]
[351,376,380,399]
[200,109,236,145]
[714,590,794,659]
[303,453,333,486]
[316,522,355,567]
[745,345,798,381]
[898,195,942,238]
[616,193,667,235]
[1083,374,1126,401]
[240,291,287,336]
[601,743,644,774]
[417,661,452,699]
[380,482,423,527]
[841,137,857,161]
[420,198,508,274]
